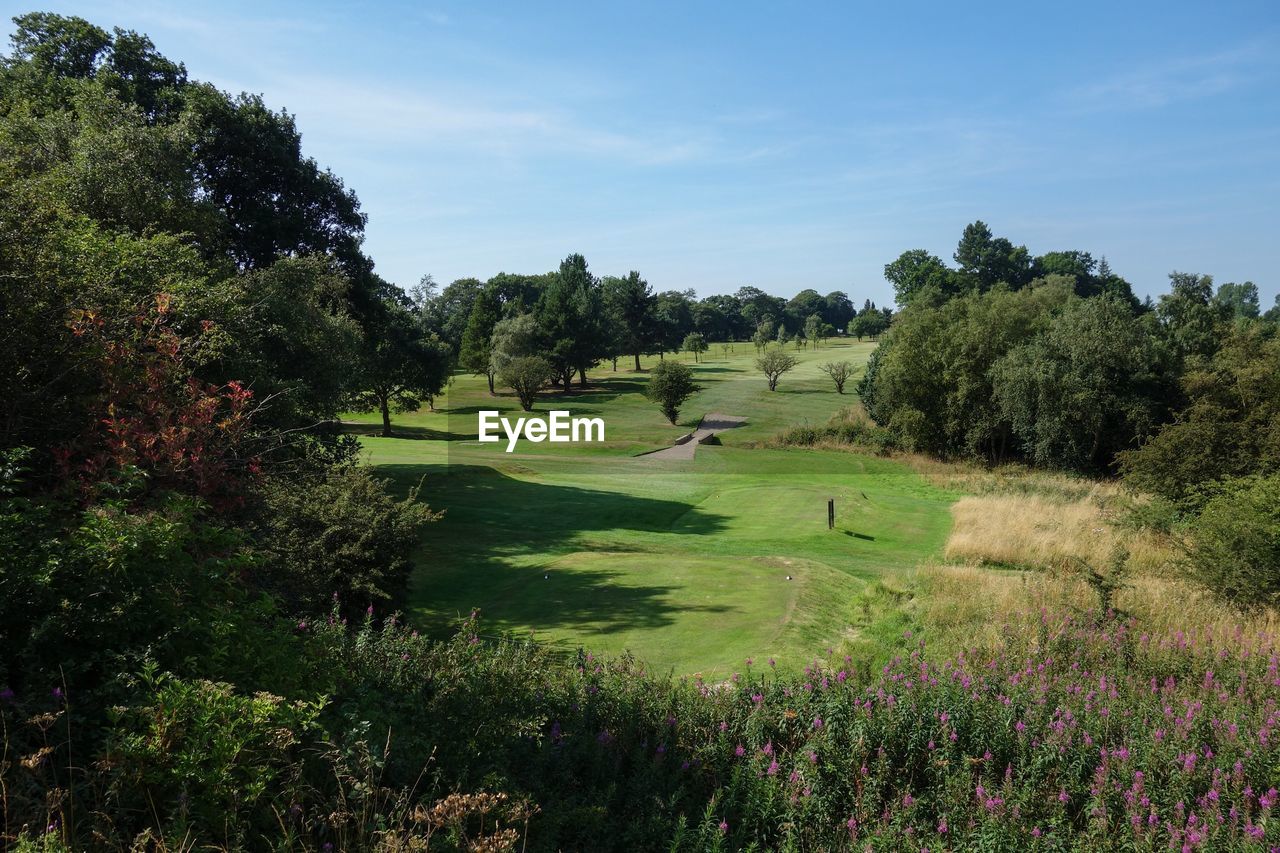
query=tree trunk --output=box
[487,371,495,395]
[634,352,641,371]
[380,397,392,437]
[612,357,618,371]
[578,366,588,387]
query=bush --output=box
[250,466,438,618]
[499,355,553,411]
[645,361,701,424]
[1187,474,1280,606]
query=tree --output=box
[953,220,1033,292]
[536,253,606,389]
[653,290,694,359]
[499,355,553,412]
[1157,272,1230,364]
[1214,281,1261,320]
[992,295,1166,472]
[1119,322,1280,507]
[756,350,799,391]
[884,249,954,306]
[682,332,708,362]
[353,297,452,436]
[1187,474,1280,607]
[603,271,656,370]
[804,313,823,348]
[821,291,855,332]
[752,322,771,352]
[489,313,541,376]
[820,361,854,393]
[645,360,701,424]
[459,287,501,393]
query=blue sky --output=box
[4,1,1279,306]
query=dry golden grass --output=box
[910,460,1280,656]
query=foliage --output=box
[1185,474,1280,607]
[1120,322,1280,507]
[681,331,707,362]
[644,361,702,424]
[755,349,799,391]
[499,356,554,412]
[818,360,854,393]
[352,296,452,436]
[250,466,439,618]
[459,286,501,393]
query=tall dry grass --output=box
[911,460,1280,658]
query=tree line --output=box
[862,221,1278,605]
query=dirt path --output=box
[643,413,747,460]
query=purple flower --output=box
[734,744,745,757]
[813,716,824,729]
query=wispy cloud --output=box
[1066,41,1276,110]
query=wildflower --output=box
[766,759,779,776]
[808,750,818,764]
[746,657,753,666]
[656,743,666,754]
[769,658,776,668]
[719,820,728,833]
[813,716,824,729]
[937,820,947,834]
[1058,790,1069,803]
[719,721,728,731]
[51,687,63,702]
[752,693,764,704]
[0,687,14,703]
[903,793,914,807]
[1031,827,1042,838]
[734,744,745,757]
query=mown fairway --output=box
[350,341,956,675]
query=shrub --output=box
[1187,474,1280,606]
[250,466,438,617]
[499,355,553,411]
[755,350,798,391]
[645,361,702,424]
[818,360,854,393]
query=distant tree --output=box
[820,361,854,393]
[1157,272,1230,364]
[751,322,771,352]
[1214,281,1261,320]
[756,350,799,391]
[691,300,730,342]
[603,271,656,370]
[459,287,501,393]
[776,325,790,347]
[1119,322,1280,507]
[822,291,855,332]
[953,220,1034,292]
[1266,294,1280,324]
[499,355,553,412]
[537,253,606,389]
[489,313,541,377]
[804,313,823,347]
[884,249,954,306]
[653,290,694,359]
[992,295,1165,472]
[645,360,702,424]
[682,332,708,362]
[353,297,452,436]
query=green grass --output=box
[351,340,956,675]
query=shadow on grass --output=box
[379,463,734,636]
[341,422,462,441]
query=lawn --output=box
[350,340,956,675]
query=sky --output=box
[3,1,1279,307]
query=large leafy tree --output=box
[953,220,1034,292]
[1120,322,1280,506]
[603,271,656,370]
[353,295,452,436]
[1157,272,1230,364]
[883,249,954,306]
[992,295,1167,471]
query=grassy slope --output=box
[350,341,955,676]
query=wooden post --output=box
[827,498,834,530]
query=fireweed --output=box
[6,606,1280,850]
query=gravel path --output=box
[643,413,747,460]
